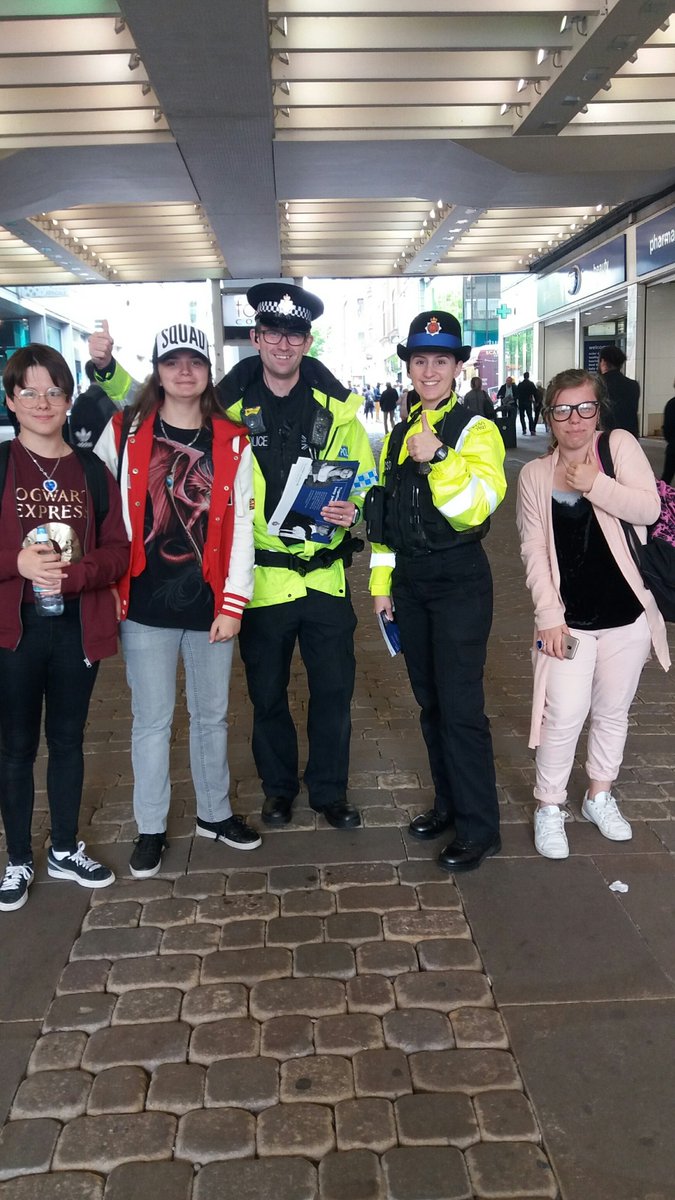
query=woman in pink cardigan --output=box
[517,368,669,859]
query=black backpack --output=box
[597,432,675,622]
[0,440,109,538]
[68,384,117,452]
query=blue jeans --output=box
[0,602,99,862]
[120,620,234,834]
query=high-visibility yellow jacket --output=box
[94,357,377,609]
[223,384,377,609]
[369,394,507,596]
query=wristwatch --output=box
[430,444,449,464]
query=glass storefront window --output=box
[0,318,31,406]
[503,328,533,379]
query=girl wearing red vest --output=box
[95,324,259,878]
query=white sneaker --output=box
[581,791,632,841]
[534,805,570,859]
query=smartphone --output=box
[563,633,580,660]
[94,319,105,331]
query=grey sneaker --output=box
[47,842,115,889]
[0,862,34,912]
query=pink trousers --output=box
[534,612,651,805]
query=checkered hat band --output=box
[256,299,312,322]
[407,331,462,351]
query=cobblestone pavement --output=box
[0,431,673,1200]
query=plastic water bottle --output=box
[33,526,64,617]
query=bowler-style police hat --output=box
[247,283,324,333]
[397,311,471,363]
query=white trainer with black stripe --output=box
[0,862,34,911]
[47,842,115,888]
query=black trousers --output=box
[392,542,499,845]
[662,441,675,484]
[0,602,99,863]
[239,589,357,809]
[518,397,535,434]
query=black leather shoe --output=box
[408,810,453,841]
[438,835,501,873]
[261,796,294,826]
[316,801,362,830]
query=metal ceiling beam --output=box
[511,0,673,135]
[119,0,280,278]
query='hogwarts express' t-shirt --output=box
[11,440,88,605]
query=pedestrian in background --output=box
[379,380,399,434]
[517,371,538,436]
[598,345,640,437]
[496,376,518,411]
[463,376,495,420]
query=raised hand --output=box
[88,319,113,370]
[406,409,442,463]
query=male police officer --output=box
[88,287,376,831]
[217,284,376,828]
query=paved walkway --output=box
[1,431,674,1200]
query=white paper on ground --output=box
[609,880,629,893]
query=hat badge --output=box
[277,293,295,316]
[425,316,441,336]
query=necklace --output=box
[158,415,202,448]
[19,440,64,495]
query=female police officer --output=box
[369,311,507,872]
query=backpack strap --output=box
[0,440,10,501]
[115,406,134,486]
[596,430,614,477]
[596,430,643,570]
[71,447,109,540]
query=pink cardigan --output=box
[516,429,670,747]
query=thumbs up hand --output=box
[88,318,113,370]
[406,408,442,463]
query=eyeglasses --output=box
[14,387,68,408]
[549,401,599,422]
[257,329,307,347]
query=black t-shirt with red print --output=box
[127,415,215,631]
